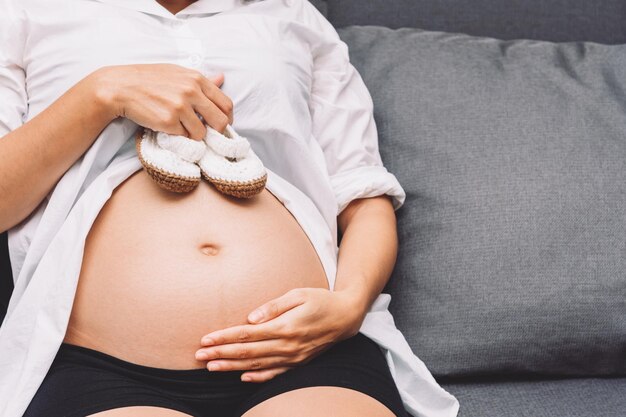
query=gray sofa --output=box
[317,1,626,416]
[2,1,626,416]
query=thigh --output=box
[87,406,193,416]
[240,386,396,417]
[234,332,407,417]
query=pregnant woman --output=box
[0,0,460,416]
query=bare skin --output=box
[155,0,197,15]
[62,168,332,369]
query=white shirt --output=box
[0,0,460,416]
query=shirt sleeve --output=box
[0,4,28,138]
[298,0,406,215]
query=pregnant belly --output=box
[62,169,329,369]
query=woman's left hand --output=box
[195,287,367,383]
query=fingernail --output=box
[208,362,220,371]
[202,337,215,345]
[195,351,208,360]
[241,375,252,382]
[249,311,263,323]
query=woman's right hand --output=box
[93,63,233,140]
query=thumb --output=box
[208,72,224,86]
[248,289,306,324]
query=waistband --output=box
[55,342,247,385]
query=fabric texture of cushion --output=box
[327,0,626,44]
[335,25,626,377]
[441,377,626,417]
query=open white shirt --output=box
[0,0,460,416]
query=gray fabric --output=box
[336,25,626,377]
[441,377,626,416]
[328,0,626,44]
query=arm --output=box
[333,195,398,321]
[0,74,115,232]
[0,66,230,232]
[0,5,234,233]
[303,0,406,323]
[0,6,114,232]
[0,6,233,233]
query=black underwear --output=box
[24,332,408,417]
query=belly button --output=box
[199,244,220,256]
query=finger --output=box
[160,123,189,138]
[196,339,295,361]
[200,320,286,346]
[179,106,208,140]
[198,76,234,125]
[191,96,230,134]
[206,356,294,373]
[240,367,294,383]
[150,104,189,137]
[247,288,307,324]
[207,72,224,87]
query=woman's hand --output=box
[195,287,368,383]
[92,63,233,139]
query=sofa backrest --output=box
[324,0,626,44]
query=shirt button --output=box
[189,54,203,66]
[166,19,183,28]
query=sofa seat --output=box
[440,377,626,417]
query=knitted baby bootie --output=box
[198,124,267,198]
[135,128,206,193]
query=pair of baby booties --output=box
[135,124,267,198]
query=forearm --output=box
[333,195,399,317]
[0,69,115,232]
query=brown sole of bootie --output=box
[135,129,200,193]
[200,169,268,198]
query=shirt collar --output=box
[89,0,243,19]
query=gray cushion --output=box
[328,0,626,44]
[441,377,626,417]
[335,25,626,377]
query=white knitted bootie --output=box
[198,124,267,198]
[135,128,206,193]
